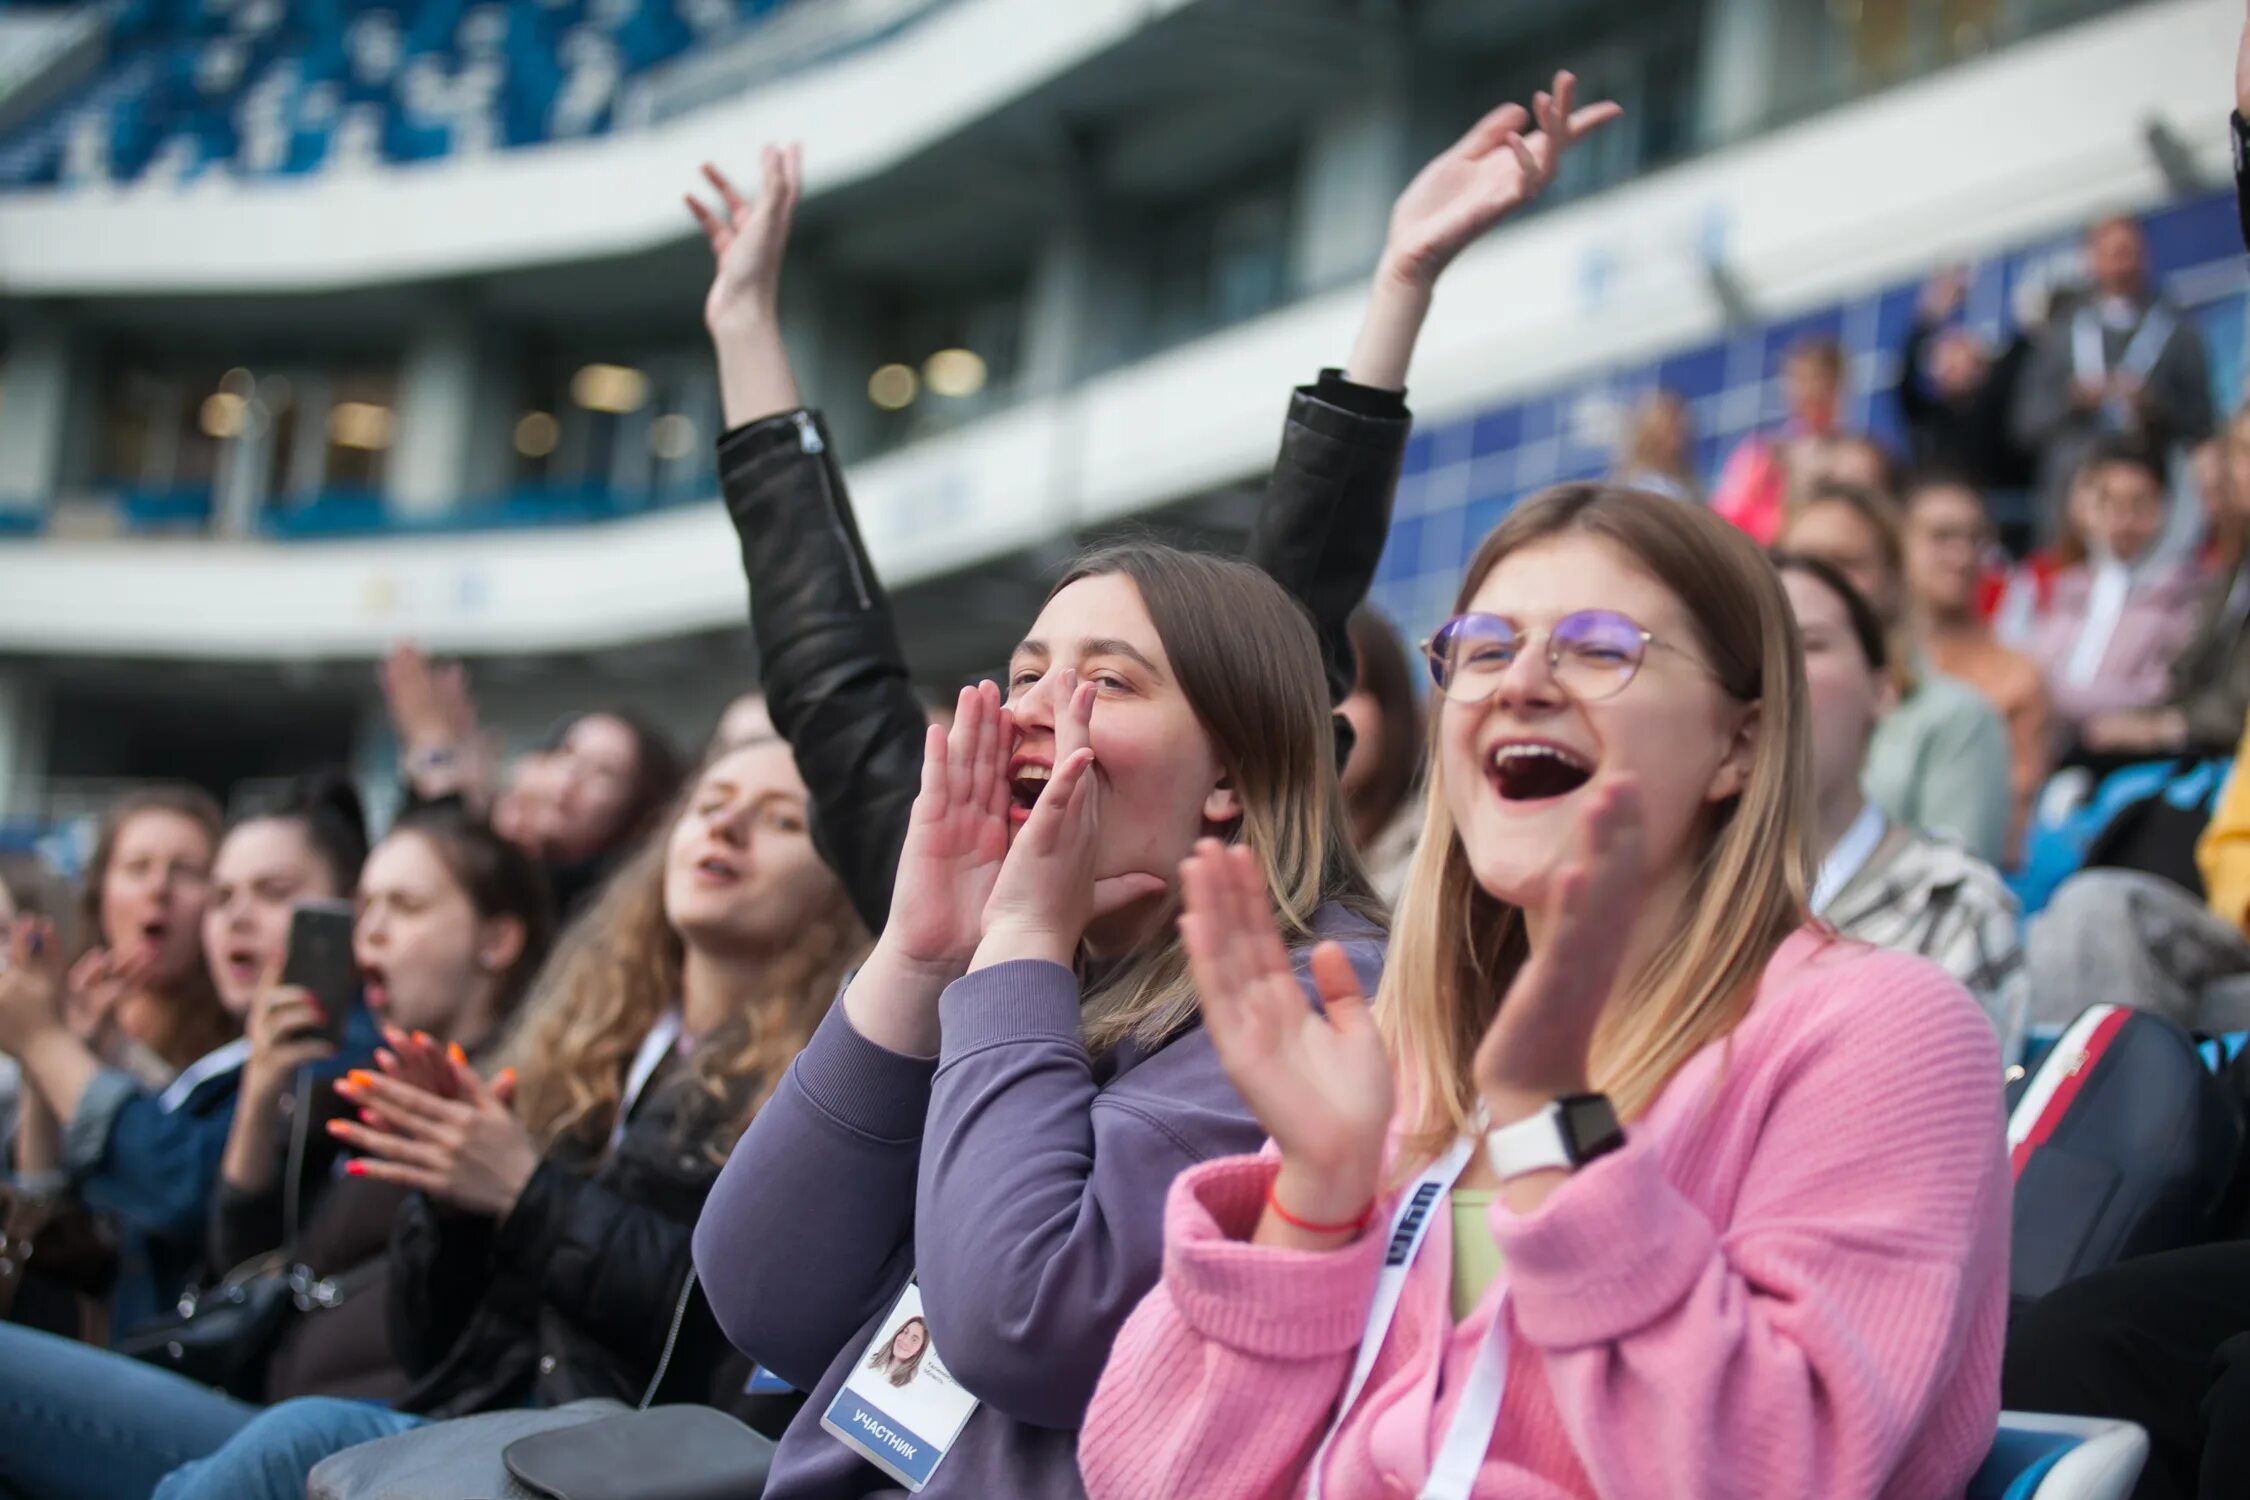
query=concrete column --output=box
[1695,0,1789,148]
[1290,79,1409,298]
[388,313,482,520]
[0,668,50,823]
[0,312,76,516]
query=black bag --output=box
[0,1185,117,1344]
[116,1255,372,1400]
[2007,1004,2245,1301]
[504,1405,774,1500]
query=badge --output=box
[819,1282,979,1491]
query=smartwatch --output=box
[1483,1093,1625,1181]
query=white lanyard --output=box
[2064,560,2134,688]
[1811,803,1887,917]
[1306,1134,1513,1500]
[2071,303,2175,428]
[610,1008,683,1150]
[157,1036,250,1114]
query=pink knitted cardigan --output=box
[1079,929,2009,1500]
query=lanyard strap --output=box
[2072,303,2176,428]
[1307,1133,1496,1500]
[610,1009,683,1150]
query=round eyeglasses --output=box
[1421,609,1689,704]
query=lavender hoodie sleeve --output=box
[692,997,936,1392]
[909,939,1397,1434]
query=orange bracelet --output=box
[1265,1182,1375,1235]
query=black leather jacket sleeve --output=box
[386,1192,500,1378]
[716,376,1409,932]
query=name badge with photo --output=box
[819,1282,979,1492]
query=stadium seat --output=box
[1968,1413,2148,1500]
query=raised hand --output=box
[882,681,1018,971]
[332,1057,537,1218]
[0,917,66,1057]
[688,143,801,339]
[1472,777,1648,1125]
[1181,841,1392,1236]
[1379,69,1622,294]
[974,675,1166,969]
[60,944,151,1054]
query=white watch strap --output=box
[1483,1103,1572,1180]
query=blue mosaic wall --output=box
[1368,188,2250,649]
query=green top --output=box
[1450,1190,1505,1322]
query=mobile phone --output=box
[279,900,358,1050]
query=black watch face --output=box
[1558,1094,1625,1162]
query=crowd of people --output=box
[0,32,2247,1500]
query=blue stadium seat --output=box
[1969,1414,2147,1500]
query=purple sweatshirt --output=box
[692,905,1385,1500]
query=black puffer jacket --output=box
[717,370,1410,932]
[385,1056,759,1421]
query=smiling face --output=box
[203,818,342,1016]
[354,830,491,1036]
[889,1318,927,1362]
[100,808,215,987]
[662,741,840,958]
[1003,573,1237,894]
[1438,534,1756,909]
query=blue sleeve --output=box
[63,1069,238,1243]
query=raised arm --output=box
[1251,74,1620,710]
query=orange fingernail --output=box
[448,1042,467,1066]
[414,1031,433,1047]
[324,1118,348,1136]
[498,1068,517,1087]
[347,1070,374,1089]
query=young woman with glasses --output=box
[1079,484,2011,1500]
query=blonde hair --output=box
[1379,484,1813,1173]
[504,744,868,1158]
[1054,543,1381,1055]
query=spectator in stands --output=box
[139,738,867,1500]
[1902,476,2050,857]
[1896,267,2037,503]
[1339,607,1424,903]
[1,783,238,1335]
[1712,335,1847,544]
[1777,482,2015,864]
[689,77,1611,1497]
[0,810,554,1500]
[2014,213,2213,539]
[2075,404,2250,763]
[382,644,684,914]
[2029,439,2203,754]
[0,852,73,1133]
[1611,389,1700,504]
[1080,485,2007,1500]
[1776,551,2028,1058]
[2192,434,2242,572]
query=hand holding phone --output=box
[278,900,358,1051]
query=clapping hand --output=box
[1472,778,1648,1127]
[331,1052,534,1218]
[59,944,152,1055]
[973,674,1166,969]
[1180,841,1392,1238]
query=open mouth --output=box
[693,854,741,884]
[1008,763,1051,824]
[359,964,389,1010]
[1488,741,1595,803]
[222,946,263,988]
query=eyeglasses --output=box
[1422,609,1694,704]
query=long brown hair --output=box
[82,784,231,1068]
[1057,543,1380,1054]
[1380,484,1813,1173]
[1345,606,1424,849]
[503,744,867,1158]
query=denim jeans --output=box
[0,1322,259,1500]
[149,1397,425,1500]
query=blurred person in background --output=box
[0,809,553,1500]
[1339,607,1424,902]
[1776,552,2028,1059]
[143,739,865,1500]
[1,778,359,1339]
[1611,389,1700,504]
[1902,475,2050,858]
[381,645,684,915]
[1778,482,2015,865]
[2028,439,2203,756]
[1896,268,2039,534]
[2015,214,2213,541]
[0,853,76,1129]
[2191,435,2242,573]
[1712,335,1849,544]
[713,690,774,751]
